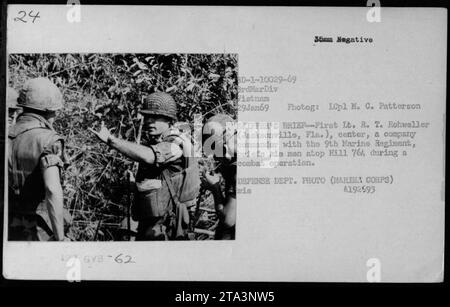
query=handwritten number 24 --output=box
[14,11,40,23]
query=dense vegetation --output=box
[9,53,238,240]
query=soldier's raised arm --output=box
[90,122,182,165]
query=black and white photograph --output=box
[1,4,446,285]
[7,53,238,241]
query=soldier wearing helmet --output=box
[201,113,237,240]
[91,92,200,240]
[7,87,22,126]
[8,78,68,241]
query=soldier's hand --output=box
[89,121,112,144]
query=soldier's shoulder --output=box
[38,129,64,144]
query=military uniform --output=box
[8,77,67,241]
[220,158,236,200]
[131,93,200,240]
[7,87,21,126]
[8,113,65,240]
[214,157,236,240]
[202,113,237,240]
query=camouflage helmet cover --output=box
[141,92,178,121]
[18,77,63,112]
